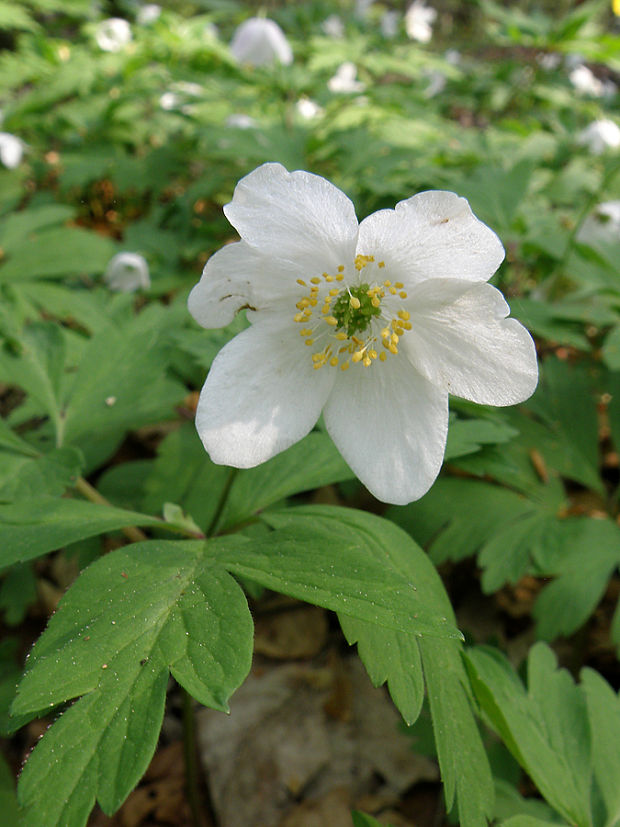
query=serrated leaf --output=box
[466,643,592,827]
[387,476,565,592]
[222,505,460,639]
[14,540,253,826]
[0,497,163,570]
[533,518,620,641]
[339,613,425,725]
[420,637,495,827]
[581,669,620,827]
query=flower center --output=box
[292,254,411,372]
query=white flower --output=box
[577,201,620,245]
[103,253,150,292]
[188,163,538,505]
[328,62,366,94]
[296,97,323,120]
[381,11,400,38]
[322,14,344,38]
[0,133,24,169]
[226,113,258,129]
[405,0,436,43]
[569,64,616,97]
[355,0,374,19]
[95,18,132,52]
[230,17,293,67]
[577,119,620,154]
[136,4,161,25]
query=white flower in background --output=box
[96,18,132,52]
[104,253,150,292]
[226,113,258,129]
[188,163,538,504]
[405,0,436,43]
[0,132,24,169]
[328,62,366,94]
[569,64,616,97]
[577,201,620,245]
[136,4,161,25]
[381,10,400,38]
[230,17,293,67]
[424,50,460,98]
[322,14,344,38]
[355,0,374,19]
[577,119,620,154]
[160,92,181,111]
[296,97,323,120]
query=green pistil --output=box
[332,284,380,337]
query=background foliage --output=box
[1,0,619,825]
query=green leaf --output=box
[0,752,20,826]
[352,813,397,827]
[524,358,602,494]
[14,540,253,826]
[339,612,425,725]
[0,226,116,282]
[221,505,461,639]
[466,643,592,827]
[444,414,518,461]
[533,518,620,641]
[0,204,75,254]
[61,325,186,470]
[420,637,495,827]
[387,476,565,592]
[143,425,354,533]
[0,322,67,436]
[0,446,83,502]
[217,431,354,530]
[581,669,620,827]
[0,497,163,570]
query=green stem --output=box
[205,466,238,538]
[73,476,148,544]
[182,466,238,827]
[182,688,208,827]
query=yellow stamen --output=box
[310,277,321,285]
[296,278,306,286]
[325,316,338,326]
[341,362,350,371]
[350,296,361,310]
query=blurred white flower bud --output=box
[104,253,150,292]
[230,18,293,67]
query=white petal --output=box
[188,241,299,329]
[230,18,293,67]
[357,190,504,288]
[196,317,336,467]
[324,356,448,504]
[224,163,359,276]
[402,280,538,405]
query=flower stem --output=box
[182,688,210,827]
[73,476,148,544]
[205,467,238,537]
